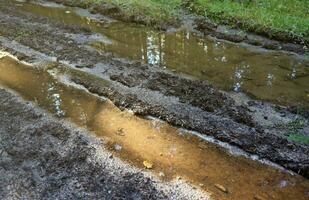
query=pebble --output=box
[278,180,288,188]
[114,144,122,151]
[214,184,228,193]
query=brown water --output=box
[15,1,309,107]
[1,56,309,200]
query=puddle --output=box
[14,1,309,107]
[1,56,309,199]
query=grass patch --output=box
[86,0,309,42]
[191,0,309,40]
[283,118,309,145]
[92,0,182,24]
[287,134,309,145]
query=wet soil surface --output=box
[8,0,309,107]
[0,56,309,200]
[0,0,308,183]
[0,88,208,199]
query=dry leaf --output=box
[143,161,153,169]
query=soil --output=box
[0,0,308,180]
[0,88,208,199]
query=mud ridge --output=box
[71,73,309,178]
[0,1,308,178]
[0,88,208,199]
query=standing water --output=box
[15,1,309,107]
[0,55,308,200]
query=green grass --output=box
[84,0,309,41]
[192,0,309,40]
[93,0,182,24]
[284,118,309,145]
[287,134,309,145]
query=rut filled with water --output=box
[0,55,308,200]
[1,1,309,199]
[16,1,309,107]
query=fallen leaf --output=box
[143,161,153,169]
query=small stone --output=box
[215,184,228,193]
[143,161,153,169]
[159,172,165,177]
[278,180,288,188]
[65,11,71,14]
[108,154,113,159]
[114,144,122,151]
[159,153,163,156]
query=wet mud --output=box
[7,1,309,107]
[0,56,309,200]
[0,89,208,200]
[46,0,309,54]
[0,0,308,179]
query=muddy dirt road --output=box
[0,1,309,199]
[0,87,209,199]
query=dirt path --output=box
[0,1,309,199]
[1,0,308,176]
[0,88,209,199]
[0,1,308,199]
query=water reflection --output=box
[0,56,309,200]
[233,67,244,92]
[96,24,309,106]
[16,1,309,106]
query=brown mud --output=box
[0,88,208,200]
[0,56,309,200]
[0,0,308,179]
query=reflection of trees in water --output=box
[99,25,309,105]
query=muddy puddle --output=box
[1,56,309,199]
[14,1,309,107]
